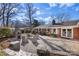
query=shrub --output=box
[0,50,8,56]
[32,31,37,34]
[46,31,51,36]
[25,29,31,33]
[0,28,12,38]
[51,33,57,37]
[21,30,25,33]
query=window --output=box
[62,29,66,37]
[48,29,50,31]
[53,29,56,34]
[67,29,72,37]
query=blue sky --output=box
[14,3,79,24]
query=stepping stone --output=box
[21,36,29,46]
[10,41,19,44]
[30,38,39,46]
[3,48,17,56]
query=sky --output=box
[14,3,79,24]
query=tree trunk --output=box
[6,14,9,27]
[2,4,6,27]
[3,8,5,27]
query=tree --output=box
[39,20,45,25]
[47,16,56,25]
[32,19,39,27]
[56,13,70,23]
[5,3,19,27]
[1,3,6,26]
[0,3,19,27]
[52,19,56,25]
[25,3,37,29]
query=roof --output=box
[62,20,79,26]
[35,20,79,28]
[36,25,50,28]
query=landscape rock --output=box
[9,43,20,51]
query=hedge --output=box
[0,28,12,38]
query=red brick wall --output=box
[73,27,79,40]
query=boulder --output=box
[37,49,50,56]
[9,43,20,51]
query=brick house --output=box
[33,20,79,40]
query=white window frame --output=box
[61,28,73,39]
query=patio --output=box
[39,35,79,55]
[2,33,79,56]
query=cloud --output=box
[49,3,57,7]
[44,16,51,24]
[59,3,75,8]
[34,7,40,10]
[11,8,18,13]
[48,3,75,8]
[35,17,43,20]
[75,8,79,12]
[45,16,57,21]
[36,11,41,15]
[38,17,43,20]
[44,16,57,24]
[46,7,50,10]
[45,16,51,21]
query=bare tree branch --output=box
[25,3,37,29]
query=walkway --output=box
[39,35,79,55]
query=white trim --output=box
[34,25,79,39]
[61,28,73,39]
[66,29,67,38]
[56,28,58,34]
[66,29,73,38]
[61,29,66,37]
[35,25,79,29]
[72,29,73,38]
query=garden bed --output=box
[0,44,9,56]
[0,36,14,43]
[0,50,8,56]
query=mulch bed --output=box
[0,36,14,43]
[0,36,14,49]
